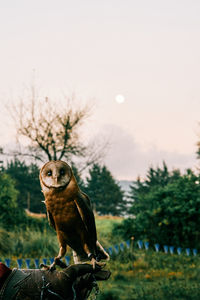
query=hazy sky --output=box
[0,0,200,180]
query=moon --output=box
[115,94,125,104]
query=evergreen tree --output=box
[85,164,126,215]
[115,163,200,249]
[4,159,44,213]
[71,163,86,192]
[0,173,20,228]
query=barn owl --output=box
[39,160,109,270]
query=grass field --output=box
[95,215,123,247]
[0,215,199,299]
[98,249,200,300]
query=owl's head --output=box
[40,160,72,189]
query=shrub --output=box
[0,228,14,255]
[97,290,120,300]
[12,229,58,257]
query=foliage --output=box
[4,159,44,212]
[114,163,200,249]
[98,249,200,300]
[97,290,120,300]
[0,216,199,299]
[0,172,20,228]
[0,162,51,229]
[0,214,122,260]
[0,218,57,258]
[0,228,14,255]
[71,162,86,191]
[85,164,126,215]
[12,228,59,257]
[95,216,123,247]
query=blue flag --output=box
[108,247,113,255]
[49,258,54,265]
[114,245,119,254]
[17,259,23,269]
[125,240,130,249]
[163,245,168,253]
[169,246,174,254]
[177,247,182,255]
[34,259,40,268]
[120,243,124,251]
[144,242,149,250]
[65,256,70,265]
[5,259,11,268]
[25,259,31,269]
[137,240,143,249]
[42,258,47,265]
[193,249,197,256]
[154,244,160,252]
[186,248,190,256]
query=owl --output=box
[39,160,109,270]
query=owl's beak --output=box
[53,176,59,184]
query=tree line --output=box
[115,162,200,250]
[0,159,126,230]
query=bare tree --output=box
[6,86,107,170]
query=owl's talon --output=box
[55,258,67,269]
[91,258,106,270]
[40,263,50,271]
[49,263,56,272]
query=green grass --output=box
[96,216,200,300]
[98,249,200,300]
[0,216,199,299]
[95,216,123,247]
[0,215,123,258]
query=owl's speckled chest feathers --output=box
[43,179,83,231]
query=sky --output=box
[0,0,200,180]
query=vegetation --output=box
[85,164,126,215]
[0,216,199,300]
[0,105,199,299]
[115,162,200,249]
[4,159,44,212]
[0,83,199,299]
[0,159,127,216]
[98,248,200,300]
[0,216,123,259]
[0,173,19,228]
[95,216,123,247]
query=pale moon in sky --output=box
[115,94,125,104]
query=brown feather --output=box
[39,160,109,268]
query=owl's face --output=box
[40,160,72,189]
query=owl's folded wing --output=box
[74,192,97,245]
[47,211,56,230]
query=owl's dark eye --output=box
[60,168,65,176]
[47,170,52,176]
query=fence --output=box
[1,239,198,269]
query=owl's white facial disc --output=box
[40,161,72,189]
